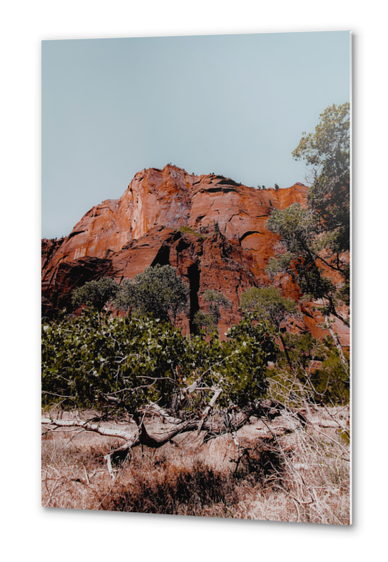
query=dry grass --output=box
[41,407,350,524]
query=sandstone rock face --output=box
[43,165,307,271]
[42,164,349,347]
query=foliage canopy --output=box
[266,103,350,323]
[193,290,232,335]
[293,102,350,255]
[204,290,232,324]
[72,277,119,311]
[42,307,277,413]
[114,264,189,323]
[240,286,300,331]
[269,332,350,405]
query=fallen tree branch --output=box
[41,417,133,441]
[196,386,222,435]
[41,399,293,477]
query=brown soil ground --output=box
[41,406,350,524]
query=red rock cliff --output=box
[44,166,307,266]
[42,164,348,347]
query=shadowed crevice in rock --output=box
[68,230,85,240]
[217,178,241,187]
[239,231,262,244]
[151,243,170,268]
[188,262,200,335]
[194,214,206,225]
[203,187,239,194]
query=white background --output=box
[1,1,386,560]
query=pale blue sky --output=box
[42,31,350,239]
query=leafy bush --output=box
[203,290,231,325]
[269,332,349,405]
[240,286,299,331]
[72,277,119,311]
[266,103,350,323]
[179,226,206,238]
[193,310,217,333]
[308,353,350,405]
[114,264,189,323]
[42,308,277,413]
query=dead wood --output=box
[42,398,304,479]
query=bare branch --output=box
[196,386,223,435]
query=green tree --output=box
[292,102,350,256]
[266,103,350,324]
[72,277,119,312]
[266,203,349,326]
[115,264,189,324]
[240,286,300,372]
[240,287,299,332]
[270,332,350,406]
[193,290,231,335]
[204,290,231,325]
[193,310,217,334]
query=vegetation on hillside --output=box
[193,290,232,334]
[42,307,276,414]
[114,264,189,324]
[72,277,119,312]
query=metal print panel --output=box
[41,31,351,523]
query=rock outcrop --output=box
[42,164,348,347]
